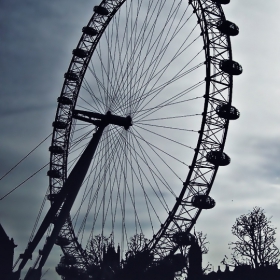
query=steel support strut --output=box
[13,124,106,280]
[37,125,106,278]
[12,110,132,280]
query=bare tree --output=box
[194,230,209,255]
[119,234,153,280]
[87,234,112,265]
[126,233,149,257]
[222,207,280,268]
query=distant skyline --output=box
[1,1,280,279]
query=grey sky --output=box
[1,1,280,279]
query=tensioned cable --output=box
[90,48,118,112]
[127,132,141,236]
[130,127,189,180]
[127,2,192,113]
[82,128,151,251]
[29,193,48,242]
[117,130,163,222]
[118,133,143,236]
[136,123,197,132]
[125,131,170,211]
[131,59,203,103]
[41,268,49,279]
[124,61,204,116]
[133,124,196,149]
[133,86,204,122]
[68,126,118,171]
[0,162,49,201]
[135,113,200,122]
[70,137,119,229]
[72,127,122,238]
[87,61,107,110]
[114,2,193,113]
[84,141,124,244]
[129,130,177,197]
[127,137,156,236]
[132,42,203,117]
[115,0,174,111]
[0,132,52,182]
[105,0,140,113]
[75,129,113,242]
[109,0,163,112]
[113,130,156,248]
[129,127,184,183]
[75,127,121,239]
[82,135,115,246]
[95,0,165,115]
[80,81,104,113]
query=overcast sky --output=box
[1,0,280,279]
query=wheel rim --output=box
[48,0,236,273]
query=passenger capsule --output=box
[72,48,88,59]
[212,0,230,4]
[49,145,64,154]
[219,60,243,75]
[52,121,68,129]
[82,26,98,36]
[216,104,240,120]
[173,232,195,246]
[64,71,79,81]
[57,96,73,106]
[206,151,231,166]
[217,20,239,36]
[191,195,216,209]
[93,6,109,16]
[47,170,62,179]
[55,236,71,247]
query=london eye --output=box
[11,1,242,279]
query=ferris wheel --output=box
[12,0,242,279]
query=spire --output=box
[188,241,202,280]
[0,223,17,247]
[0,223,17,279]
[0,223,10,242]
[117,244,120,262]
[225,265,230,273]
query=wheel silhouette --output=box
[46,0,241,277]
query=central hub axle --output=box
[73,110,132,130]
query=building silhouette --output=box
[0,223,17,280]
[188,240,203,280]
[204,263,280,280]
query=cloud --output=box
[2,1,280,279]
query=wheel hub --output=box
[73,110,132,130]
